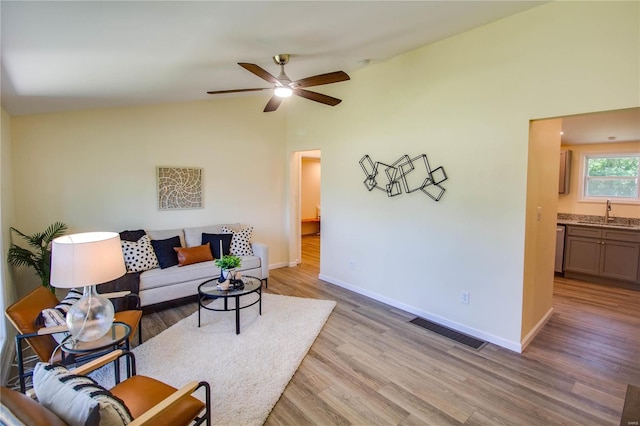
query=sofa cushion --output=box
[140,256,261,291]
[121,235,159,273]
[221,226,254,256]
[150,236,181,269]
[141,260,218,290]
[201,233,233,258]
[183,224,240,248]
[174,244,213,266]
[235,256,261,271]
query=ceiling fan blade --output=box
[263,96,283,112]
[206,88,268,95]
[293,88,342,106]
[238,63,281,85]
[294,71,350,88]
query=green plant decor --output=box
[7,221,68,293]
[214,254,242,270]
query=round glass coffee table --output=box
[197,276,262,335]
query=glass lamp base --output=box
[66,286,115,342]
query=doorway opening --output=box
[522,107,639,348]
[289,150,321,269]
[527,107,639,291]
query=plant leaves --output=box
[7,222,68,289]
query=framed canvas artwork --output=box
[157,167,203,210]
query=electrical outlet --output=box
[461,291,470,304]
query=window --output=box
[581,153,640,202]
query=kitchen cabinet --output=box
[564,225,640,283]
[558,150,571,194]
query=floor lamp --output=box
[50,232,126,342]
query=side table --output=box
[61,322,131,383]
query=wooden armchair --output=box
[5,286,143,392]
[1,350,211,425]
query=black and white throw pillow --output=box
[40,288,83,343]
[33,362,133,426]
[121,234,159,273]
[221,226,254,256]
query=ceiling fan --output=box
[206,54,350,112]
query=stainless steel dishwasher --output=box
[555,225,565,273]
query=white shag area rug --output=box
[90,293,336,425]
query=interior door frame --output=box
[288,149,321,267]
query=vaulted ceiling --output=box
[1,1,544,116]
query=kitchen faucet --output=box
[604,199,613,222]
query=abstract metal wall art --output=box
[359,154,448,201]
[157,167,203,210]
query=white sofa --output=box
[139,224,268,307]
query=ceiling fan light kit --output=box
[274,87,293,98]
[207,54,350,112]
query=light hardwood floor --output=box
[142,235,639,425]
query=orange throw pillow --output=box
[173,243,213,266]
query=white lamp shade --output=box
[50,232,126,288]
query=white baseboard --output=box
[268,262,290,270]
[520,307,554,351]
[318,273,523,353]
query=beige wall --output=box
[558,140,640,218]
[521,119,561,345]
[10,96,289,295]
[287,1,639,350]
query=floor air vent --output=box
[409,317,486,350]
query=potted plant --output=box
[7,222,68,293]
[215,255,241,284]
[215,254,241,272]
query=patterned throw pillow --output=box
[40,288,83,343]
[33,363,133,426]
[121,235,159,273]
[221,226,254,256]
